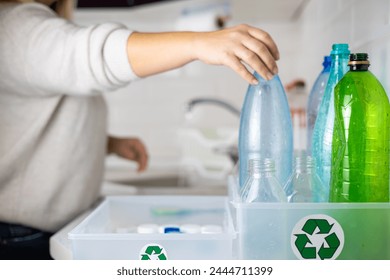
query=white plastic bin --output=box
[68,196,234,260]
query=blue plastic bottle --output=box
[311,44,350,197]
[306,56,332,154]
[238,73,293,190]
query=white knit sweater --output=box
[0,2,137,232]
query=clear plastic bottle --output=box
[238,73,293,190]
[312,44,350,197]
[240,158,287,203]
[306,56,332,154]
[330,53,390,202]
[284,154,326,203]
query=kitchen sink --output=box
[112,174,187,187]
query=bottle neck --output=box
[248,159,276,178]
[294,156,315,174]
[323,63,331,73]
[330,53,350,81]
[331,54,349,70]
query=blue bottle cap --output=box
[322,55,332,68]
[163,227,182,234]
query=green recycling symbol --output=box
[291,214,344,260]
[140,244,168,260]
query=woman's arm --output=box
[126,24,280,85]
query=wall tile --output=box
[351,0,389,48]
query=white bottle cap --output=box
[201,225,223,234]
[137,224,159,234]
[181,224,201,234]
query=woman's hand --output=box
[107,136,148,172]
[194,24,280,84]
[127,24,280,84]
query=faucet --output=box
[186,97,241,118]
[185,97,240,165]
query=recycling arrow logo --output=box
[139,244,168,260]
[291,214,344,260]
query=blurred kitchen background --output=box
[73,0,390,194]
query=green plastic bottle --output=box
[330,53,390,202]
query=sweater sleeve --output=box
[2,3,138,96]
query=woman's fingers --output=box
[111,137,149,172]
[234,45,274,82]
[196,24,280,82]
[231,25,279,81]
[246,26,280,61]
[224,55,258,85]
[132,139,148,172]
[241,36,278,75]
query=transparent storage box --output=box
[68,196,234,260]
[229,178,390,260]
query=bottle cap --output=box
[163,227,182,234]
[349,53,368,61]
[181,224,201,234]
[158,224,180,234]
[137,224,159,234]
[323,55,332,68]
[201,225,223,234]
[348,53,370,69]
